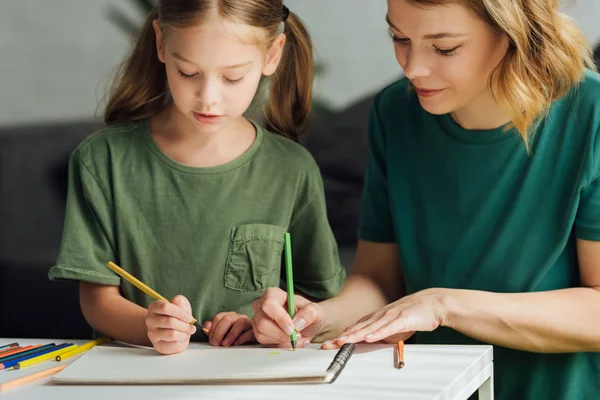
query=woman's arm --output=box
[315,240,405,341]
[443,239,600,352]
[251,240,405,346]
[333,239,600,353]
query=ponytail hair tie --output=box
[282,5,290,22]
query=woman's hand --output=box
[322,289,446,349]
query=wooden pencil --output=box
[394,340,405,369]
[0,364,68,391]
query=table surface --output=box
[0,338,493,400]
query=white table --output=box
[0,338,493,399]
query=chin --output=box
[418,100,454,115]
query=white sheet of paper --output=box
[52,346,342,385]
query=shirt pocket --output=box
[224,224,286,292]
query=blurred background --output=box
[1,0,599,339]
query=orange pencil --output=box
[0,364,68,392]
[0,345,36,359]
[394,340,405,369]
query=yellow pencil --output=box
[106,261,208,333]
[11,344,77,370]
[55,337,110,362]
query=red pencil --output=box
[0,345,35,359]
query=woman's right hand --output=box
[251,288,324,348]
[146,295,197,354]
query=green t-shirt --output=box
[359,70,600,400]
[49,119,346,341]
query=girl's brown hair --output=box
[410,0,595,146]
[104,1,314,141]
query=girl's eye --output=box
[389,30,410,45]
[178,70,198,79]
[224,77,244,85]
[434,46,460,56]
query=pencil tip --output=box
[291,340,297,351]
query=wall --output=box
[1,0,599,125]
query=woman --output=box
[251,0,600,399]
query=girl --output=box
[49,0,345,355]
[251,0,600,399]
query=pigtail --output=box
[263,11,314,141]
[104,8,168,125]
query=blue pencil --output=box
[0,343,56,364]
[0,342,18,350]
[0,343,71,370]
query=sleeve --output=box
[357,95,396,243]
[48,149,120,285]
[286,165,346,301]
[575,127,600,241]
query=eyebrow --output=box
[172,52,252,69]
[385,15,468,40]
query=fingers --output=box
[147,297,196,354]
[251,288,294,345]
[292,302,322,332]
[149,299,195,324]
[233,328,256,346]
[148,327,193,343]
[171,295,192,313]
[363,318,410,343]
[222,317,252,347]
[320,340,343,350]
[253,288,294,334]
[146,314,196,336]
[153,339,189,355]
[252,315,291,345]
[208,312,241,346]
[337,315,392,344]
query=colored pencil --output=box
[0,342,18,351]
[394,340,405,369]
[56,337,109,361]
[10,344,77,370]
[106,261,208,333]
[1,343,69,370]
[284,232,297,350]
[0,345,35,358]
[0,343,49,363]
[0,364,68,392]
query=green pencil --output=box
[284,232,297,350]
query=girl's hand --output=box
[322,289,446,349]
[251,288,324,348]
[146,295,197,354]
[203,312,255,347]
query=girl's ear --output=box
[263,33,286,76]
[152,19,166,64]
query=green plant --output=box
[106,0,334,115]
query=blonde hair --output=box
[104,1,314,141]
[410,0,595,146]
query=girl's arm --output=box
[79,282,152,346]
[79,282,197,354]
